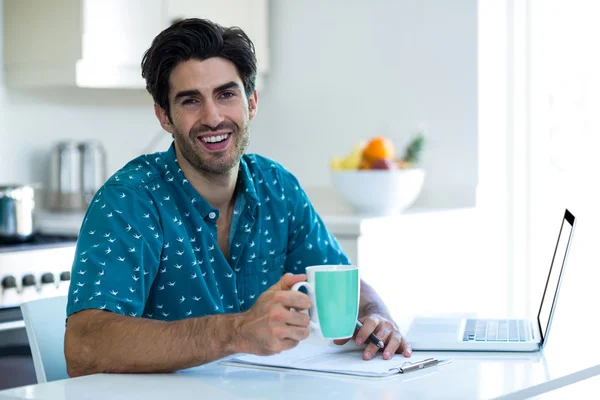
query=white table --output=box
[533,373,600,399]
[0,333,598,400]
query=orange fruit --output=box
[362,137,395,162]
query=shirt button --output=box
[208,212,217,220]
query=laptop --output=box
[406,209,576,352]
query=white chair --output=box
[20,295,69,383]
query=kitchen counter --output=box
[0,234,77,254]
[307,186,474,235]
[305,186,477,265]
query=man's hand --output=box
[236,273,311,356]
[333,314,412,360]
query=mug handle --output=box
[290,282,320,332]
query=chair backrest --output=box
[20,295,69,383]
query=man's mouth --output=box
[201,133,230,143]
[197,132,233,152]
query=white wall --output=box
[253,0,478,208]
[0,0,478,209]
[0,0,159,187]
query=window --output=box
[480,0,600,324]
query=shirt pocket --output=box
[255,252,287,289]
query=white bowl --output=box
[331,168,425,216]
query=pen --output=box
[399,358,440,373]
[356,320,385,349]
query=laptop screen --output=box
[537,209,576,342]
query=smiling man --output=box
[64,18,411,377]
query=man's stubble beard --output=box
[174,122,251,176]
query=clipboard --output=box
[220,341,452,380]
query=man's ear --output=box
[154,104,175,134]
[248,90,259,120]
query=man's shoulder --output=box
[104,151,168,190]
[242,154,298,182]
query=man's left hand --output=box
[333,314,412,360]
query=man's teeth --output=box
[201,134,229,143]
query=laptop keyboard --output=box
[462,319,531,342]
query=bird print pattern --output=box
[66,143,350,321]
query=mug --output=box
[291,265,360,340]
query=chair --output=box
[20,295,69,383]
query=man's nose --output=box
[201,100,224,128]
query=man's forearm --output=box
[65,310,243,377]
[359,280,394,323]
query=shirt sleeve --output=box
[280,171,351,274]
[66,184,163,318]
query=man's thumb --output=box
[272,273,306,291]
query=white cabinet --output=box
[80,0,165,70]
[2,0,269,89]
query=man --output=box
[64,18,411,377]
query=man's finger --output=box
[276,290,311,310]
[363,322,393,360]
[270,273,307,291]
[284,308,311,327]
[283,326,311,342]
[382,333,402,360]
[355,314,382,345]
[373,321,394,344]
[399,337,412,358]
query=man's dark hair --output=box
[141,18,257,120]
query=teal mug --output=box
[291,265,360,340]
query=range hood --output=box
[3,0,163,89]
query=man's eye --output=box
[182,99,198,106]
[219,91,234,100]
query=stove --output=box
[0,233,78,253]
[0,234,77,341]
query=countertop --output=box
[306,187,475,236]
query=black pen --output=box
[356,320,384,349]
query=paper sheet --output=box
[222,341,421,378]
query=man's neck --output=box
[175,148,239,212]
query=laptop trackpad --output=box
[407,318,462,341]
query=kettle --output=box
[80,140,107,205]
[48,140,106,211]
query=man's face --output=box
[155,58,258,175]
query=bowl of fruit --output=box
[330,135,425,216]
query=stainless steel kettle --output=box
[48,140,106,211]
[48,140,84,211]
[0,185,35,242]
[80,140,107,206]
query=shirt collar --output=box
[164,142,260,219]
[237,156,260,211]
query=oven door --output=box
[0,307,25,332]
[0,307,36,391]
[0,307,28,348]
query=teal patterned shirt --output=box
[66,143,350,320]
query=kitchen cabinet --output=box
[166,0,270,79]
[2,0,269,90]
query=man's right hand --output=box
[235,273,311,356]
